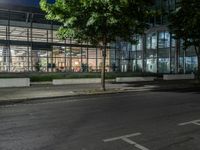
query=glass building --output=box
[116,0,197,74]
[0,6,118,73]
[0,0,197,74]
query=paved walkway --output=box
[0,80,199,105]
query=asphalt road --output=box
[1,90,200,150]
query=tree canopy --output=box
[169,0,200,50]
[40,0,152,90]
[40,0,152,46]
[168,0,200,75]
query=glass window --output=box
[146,49,157,58]
[137,51,143,59]
[10,27,28,41]
[71,47,81,72]
[158,58,170,73]
[0,45,8,72]
[146,59,157,73]
[110,49,116,60]
[32,28,47,42]
[88,48,97,59]
[0,26,6,40]
[0,10,9,21]
[52,46,66,72]
[158,32,170,48]
[147,32,157,49]
[186,46,196,57]
[172,36,176,47]
[10,12,27,22]
[47,30,53,42]
[158,48,169,58]
[185,56,197,73]
[31,50,48,72]
[88,59,96,72]
[136,59,143,72]
[132,44,136,51]
[10,46,30,72]
[136,36,143,50]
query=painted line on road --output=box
[103,133,150,150]
[179,119,200,126]
[122,137,149,150]
[103,133,141,142]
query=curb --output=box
[0,89,142,106]
[0,85,199,106]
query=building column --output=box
[7,11,11,72]
[69,38,72,72]
[127,43,131,72]
[46,30,49,72]
[27,28,30,72]
[135,41,138,72]
[64,40,67,72]
[86,45,89,72]
[183,48,186,74]
[169,33,172,73]
[175,39,180,73]
[142,34,146,73]
[50,22,53,72]
[80,44,83,72]
[96,47,98,71]
[156,31,159,74]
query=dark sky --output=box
[0,0,55,7]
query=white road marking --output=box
[103,133,141,142]
[179,119,200,126]
[103,133,150,150]
[122,137,149,150]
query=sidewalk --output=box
[0,80,199,105]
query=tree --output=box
[40,0,152,90]
[168,0,200,78]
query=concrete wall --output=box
[116,77,156,83]
[163,74,195,80]
[53,78,101,85]
[0,78,30,88]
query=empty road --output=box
[1,89,200,150]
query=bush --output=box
[0,72,159,82]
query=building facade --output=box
[0,0,197,74]
[117,0,197,74]
[0,6,116,73]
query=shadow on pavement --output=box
[125,80,200,94]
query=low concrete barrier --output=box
[0,78,30,88]
[163,74,195,80]
[53,78,101,85]
[116,77,156,83]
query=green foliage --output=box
[34,62,42,72]
[29,72,157,82]
[168,0,200,76]
[40,0,153,89]
[168,0,200,51]
[40,0,151,46]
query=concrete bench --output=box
[0,78,30,88]
[53,78,101,85]
[163,74,195,80]
[116,77,156,83]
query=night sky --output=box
[0,0,55,7]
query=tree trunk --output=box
[194,46,200,80]
[197,55,200,80]
[101,49,106,91]
[101,37,107,91]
